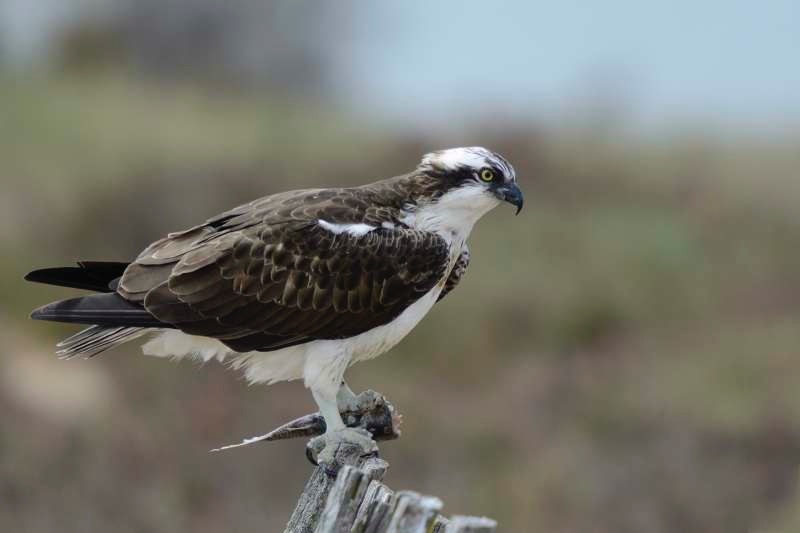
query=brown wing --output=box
[118,189,449,352]
[438,244,469,301]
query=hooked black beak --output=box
[496,182,524,215]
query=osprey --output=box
[26,147,522,464]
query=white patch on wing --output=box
[317,219,376,237]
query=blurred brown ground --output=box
[1,15,800,532]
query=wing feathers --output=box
[119,262,173,298]
[111,187,451,351]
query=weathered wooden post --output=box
[213,391,497,532]
[285,445,498,532]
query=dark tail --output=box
[25,261,168,328]
[26,261,165,358]
[30,292,165,327]
[27,260,166,327]
[25,261,129,292]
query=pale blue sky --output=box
[3,0,798,130]
[338,1,800,129]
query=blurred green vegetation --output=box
[2,73,800,533]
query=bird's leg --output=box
[305,379,377,468]
[337,380,358,408]
[314,386,346,432]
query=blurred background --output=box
[2,1,800,531]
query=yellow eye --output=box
[479,168,495,182]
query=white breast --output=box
[343,284,443,363]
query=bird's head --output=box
[400,147,522,239]
[417,147,523,216]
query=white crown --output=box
[420,147,515,180]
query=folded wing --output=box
[118,195,449,352]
